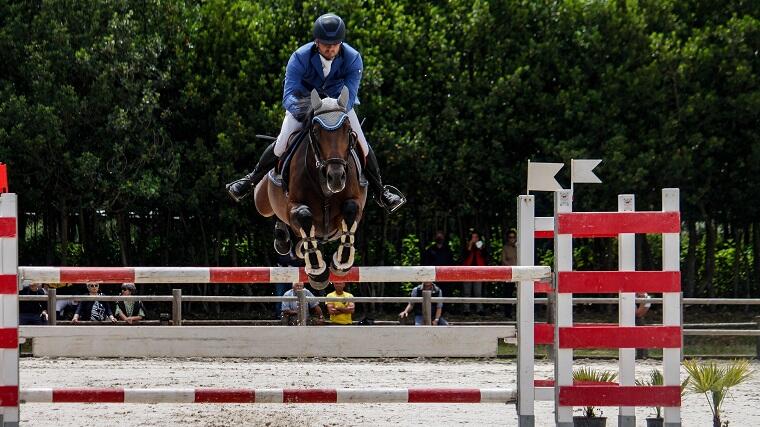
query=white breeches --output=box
[273,109,369,157]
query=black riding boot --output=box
[226,142,280,202]
[365,146,406,213]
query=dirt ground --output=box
[19,357,760,426]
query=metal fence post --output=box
[422,290,432,325]
[47,288,57,325]
[296,289,307,326]
[172,289,182,326]
[755,316,760,359]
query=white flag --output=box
[527,161,564,192]
[571,159,602,184]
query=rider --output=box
[226,13,405,213]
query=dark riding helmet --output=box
[312,13,345,45]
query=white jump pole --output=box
[553,189,574,427]
[516,195,536,427]
[618,194,636,427]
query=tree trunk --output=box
[60,203,68,266]
[161,210,170,266]
[78,204,90,265]
[703,219,716,298]
[116,212,131,266]
[44,205,54,264]
[732,227,742,298]
[197,212,210,313]
[212,230,222,315]
[685,220,698,298]
[754,223,760,297]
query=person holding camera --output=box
[398,282,448,326]
[462,230,488,315]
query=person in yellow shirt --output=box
[326,282,354,325]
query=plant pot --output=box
[573,416,607,427]
[646,418,664,427]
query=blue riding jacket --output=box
[283,42,363,115]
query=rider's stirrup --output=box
[226,177,253,202]
[376,185,406,214]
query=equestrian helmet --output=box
[313,13,345,44]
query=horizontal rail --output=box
[683,323,756,328]
[17,266,551,284]
[20,294,760,306]
[19,387,517,404]
[557,211,681,236]
[683,329,760,337]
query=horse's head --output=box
[308,87,355,194]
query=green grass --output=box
[497,337,757,358]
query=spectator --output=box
[421,231,454,266]
[398,281,448,326]
[72,283,116,323]
[274,250,304,318]
[326,282,354,325]
[636,292,653,359]
[19,282,48,325]
[114,283,146,324]
[281,282,324,326]
[56,298,78,320]
[462,230,488,315]
[46,282,78,320]
[501,229,518,318]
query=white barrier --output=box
[19,325,516,358]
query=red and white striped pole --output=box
[0,188,19,426]
[20,387,516,404]
[17,265,550,284]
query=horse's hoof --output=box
[330,256,351,276]
[274,241,291,256]
[273,222,291,255]
[308,268,331,290]
[309,278,330,291]
[330,264,350,276]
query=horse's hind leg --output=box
[291,205,330,289]
[331,200,360,276]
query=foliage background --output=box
[1,0,758,313]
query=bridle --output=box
[307,108,357,183]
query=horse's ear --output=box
[310,89,322,110]
[337,86,349,109]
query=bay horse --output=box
[254,87,367,289]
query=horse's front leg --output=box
[331,199,360,275]
[291,204,330,289]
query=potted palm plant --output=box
[684,359,753,427]
[636,369,689,427]
[572,367,617,427]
